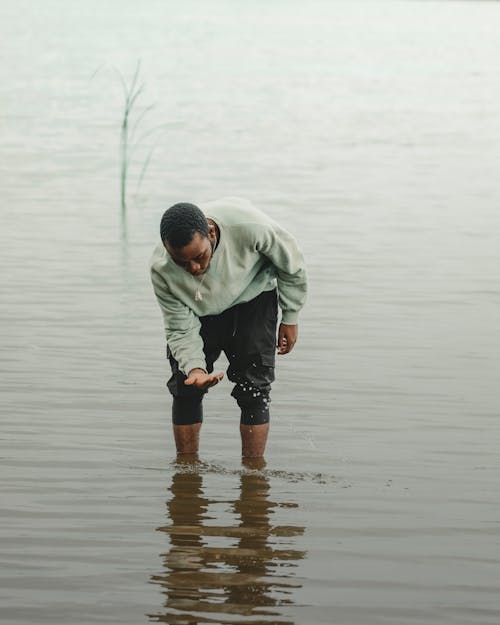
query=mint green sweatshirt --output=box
[150,197,307,374]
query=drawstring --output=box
[232,307,239,337]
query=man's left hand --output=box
[277,323,298,355]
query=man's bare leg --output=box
[240,423,269,458]
[173,423,201,454]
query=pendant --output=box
[195,289,203,302]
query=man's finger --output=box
[184,374,205,386]
[203,372,224,388]
[278,338,297,354]
[212,372,224,382]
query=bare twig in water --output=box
[114,60,170,222]
[115,60,144,217]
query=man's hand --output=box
[277,323,298,355]
[184,368,224,389]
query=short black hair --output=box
[160,202,209,249]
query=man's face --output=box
[165,232,213,276]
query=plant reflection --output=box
[150,456,305,624]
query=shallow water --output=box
[2,1,500,624]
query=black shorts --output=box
[166,288,278,426]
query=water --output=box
[2,1,500,623]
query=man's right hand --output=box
[184,368,224,389]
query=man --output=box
[150,197,307,457]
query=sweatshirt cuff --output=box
[183,360,208,376]
[281,310,299,325]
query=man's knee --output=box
[230,376,272,425]
[238,401,270,425]
[228,352,274,425]
[166,346,207,424]
[172,396,204,425]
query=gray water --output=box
[2,1,500,624]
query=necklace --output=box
[193,272,208,301]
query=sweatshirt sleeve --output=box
[150,267,207,375]
[255,222,307,324]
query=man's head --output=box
[160,202,216,276]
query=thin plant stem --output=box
[115,59,162,221]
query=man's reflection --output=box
[150,456,305,625]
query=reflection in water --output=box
[150,457,305,624]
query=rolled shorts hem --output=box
[172,397,203,425]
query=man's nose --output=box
[189,261,201,274]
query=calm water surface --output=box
[1,1,500,624]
